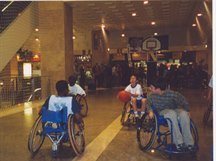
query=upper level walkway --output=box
[0,88,213,161]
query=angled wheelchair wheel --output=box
[120,102,133,126]
[137,113,158,151]
[77,95,88,117]
[28,115,45,155]
[68,114,85,155]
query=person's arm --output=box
[175,92,190,112]
[146,95,154,118]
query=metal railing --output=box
[0,76,50,109]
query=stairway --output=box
[0,2,37,72]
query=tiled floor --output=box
[0,88,213,161]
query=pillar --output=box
[38,2,74,96]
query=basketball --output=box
[117,90,131,103]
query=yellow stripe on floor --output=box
[72,115,122,161]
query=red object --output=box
[117,90,131,103]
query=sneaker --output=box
[187,145,196,152]
[140,111,145,117]
[176,144,186,152]
[134,111,139,118]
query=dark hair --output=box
[130,74,138,79]
[68,75,77,86]
[150,77,167,90]
[56,80,68,94]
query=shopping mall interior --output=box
[0,1,214,161]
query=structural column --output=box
[38,2,74,96]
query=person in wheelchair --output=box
[146,77,194,152]
[40,80,84,128]
[125,74,146,118]
[68,75,86,97]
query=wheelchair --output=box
[121,101,142,127]
[28,106,85,157]
[136,108,199,157]
[74,94,88,117]
[120,100,145,127]
[203,104,212,126]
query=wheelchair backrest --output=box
[41,106,68,124]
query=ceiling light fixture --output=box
[132,13,137,16]
[154,33,158,36]
[151,21,156,25]
[101,24,106,28]
[143,1,149,5]
[197,13,202,17]
[192,23,196,27]
[72,36,76,40]
[35,28,39,32]
[121,33,125,37]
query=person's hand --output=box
[148,111,154,119]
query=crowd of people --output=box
[76,61,210,90]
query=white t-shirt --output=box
[125,84,143,100]
[48,95,73,116]
[209,76,213,88]
[69,84,86,96]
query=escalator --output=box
[0,1,37,72]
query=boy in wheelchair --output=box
[146,77,195,152]
[68,75,86,97]
[125,74,146,118]
[40,80,84,128]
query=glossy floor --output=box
[0,88,213,161]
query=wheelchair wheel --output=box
[120,102,133,126]
[28,115,45,155]
[77,95,88,117]
[68,114,85,155]
[137,113,158,151]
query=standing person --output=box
[79,65,86,89]
[68,75,86,96]
[146,77,194,151]
[125,74,146,117]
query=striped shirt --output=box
[146,90,189,112]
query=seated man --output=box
[41,80,83,127]
[125,74,146,117]
[68,75,86,96]
[146,77,194,151]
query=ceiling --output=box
[66,0,211,32]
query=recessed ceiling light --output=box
[101,24,106,28]
[143,1,149,5]
[197,13,202,16]
[154,33,158,36]
[192,23,196,27]
[121,33,125,37]
[151,21,156,25]
[72,36,76,40]
[107,48,110,51]
[35,37,39,41]
[35,28,39,32]
[132,13,137,16]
